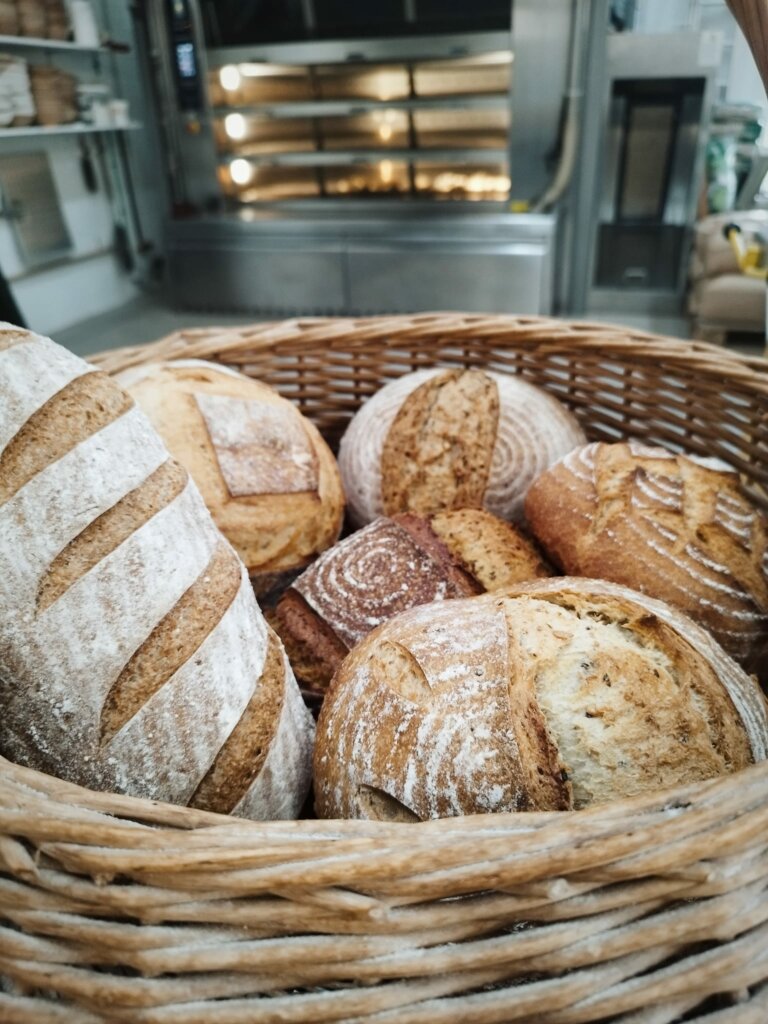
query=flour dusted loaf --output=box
[314,577,768,819]
[525,441,768,670]
[338,367,585,527]
[275,507,551,693]
[0,326,314,818]
[116,359,344,595]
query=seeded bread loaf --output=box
[116,359,345,595]
[338,368,585,527]
[0,326,314,818]
[275,508,551,693]
[314,577,768,820]
[524,441,768,670]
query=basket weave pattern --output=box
[2,314,768,1023]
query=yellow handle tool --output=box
[723,222,768,280]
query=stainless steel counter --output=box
[166,204,556,316]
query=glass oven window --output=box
[413,54,511,97]
[209,47,511,203]
[415,161,511,201]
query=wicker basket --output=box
[3,314,768,1024]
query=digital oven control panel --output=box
[167,0,203,113]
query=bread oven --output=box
[144,0,567,316]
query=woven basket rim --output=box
[90,312,768,388]
[4,751,768,839]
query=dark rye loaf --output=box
[275,507,551,693]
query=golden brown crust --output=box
[100,541,242,745]
[314,580,766,821]
[394,513,482,597]
[189,626,286,813]
[117,361,344,577]
[525,442,768,667]
[505,579,760,804]
[0,372,133,506]
[380,369,499,518]
[429,508,552,591]
[38,459,189,613]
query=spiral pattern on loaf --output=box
[339,368,585,526]
[484,375,586,522]
[294,516,464,649]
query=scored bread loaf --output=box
[275,507,551,693]
[0,326,314,818]
[338,367,585,527]
[315,577,768,820]
[116,359,345,595]
[524,441,768,670]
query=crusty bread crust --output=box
[428,508,551,590]
[381,369,499,517]
[525,441,768,668]
[314,578,768,820]
[274,588,350,694]
[0,329,314,819]
[117,359,344,578]
[338,367,585,527]
[275,509,548,693]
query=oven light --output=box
[374,72,403,102]
[219,65,241,91]
[224,113,247,140]
[378,124,393,142]
[230,158,254,185]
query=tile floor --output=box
[56,294,261,359]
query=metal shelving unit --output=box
[213,93,510,120]
[0,25,146,283]
[0,34,105,52]
[0,122,140,138]
[219,147,508,167]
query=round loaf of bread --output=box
[275,507,551,693]
[116,359,345,595]
[524,441,768,670]
[0,327,314,819]
[337,367,585,527]
[314,577,768,820]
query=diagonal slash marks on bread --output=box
[0,373,133,506]
[100,541,242,745]
[37,460,189,613]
